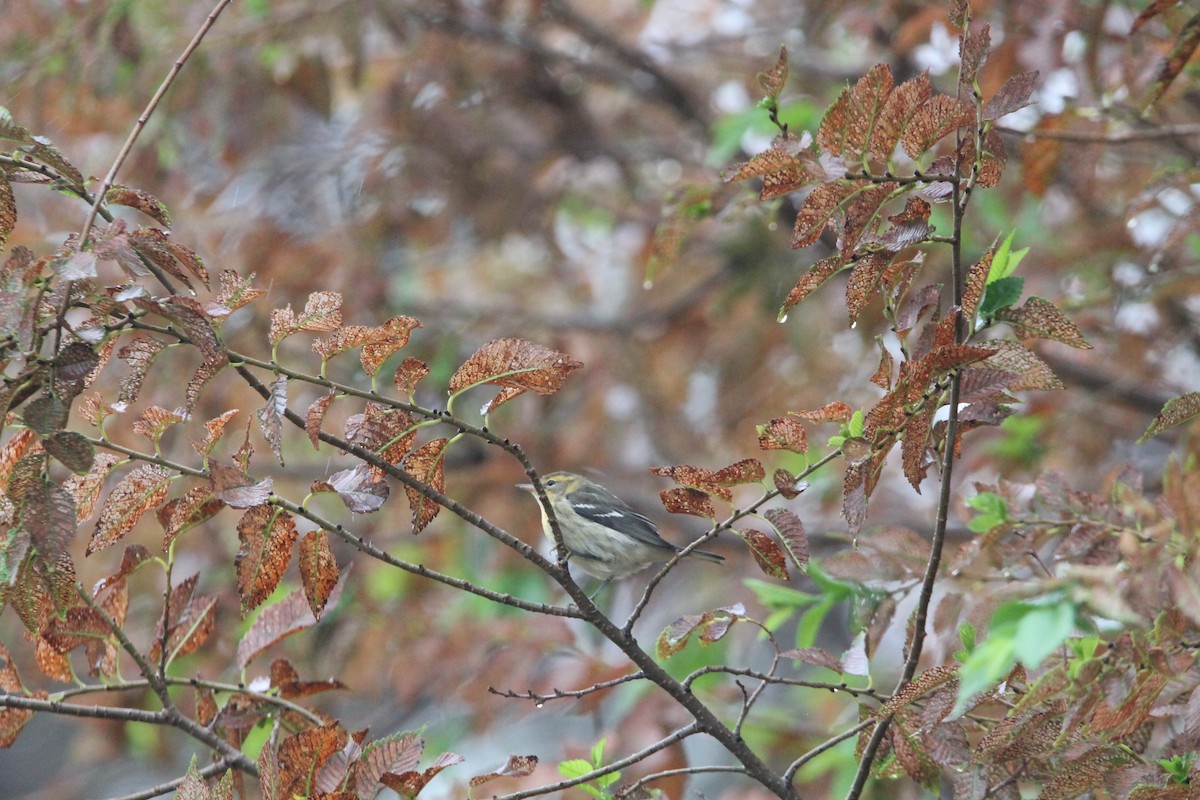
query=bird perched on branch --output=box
[518,471,723,590]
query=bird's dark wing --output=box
[566,484,677,552]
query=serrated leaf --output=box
[192,409,240,458]
[402,439,447,533]
[984,341,1063,391]
[724,136,822,199]
[236,505,298,615]
[870,72,933,162]
[735,528,789,579]
[758,416,808,453]
[393,357,429,398]
[818,64,894,163]
[658,486,716,518]
[764,508,808,573]
[757,45,788,99]
[1140,392,1200,442]
[995,296,1090,348]
[298,530,338,620]
[89,464,173,555]
[236,573,346,670]
[105,185,171,227]
[258,375,286,466]
[0,179,14,250]
[216,270,265,313]
[779,255,847,320]
[468,754,539,787]
[984,70,1039,120]
[792,181,857,249]
[306,392,335,449]
[900,95,973,159]
[44,431,94,474]
[448,338,583,414]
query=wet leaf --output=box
[779,255,847,319]
[792,181,856,249]
[298,530,338,620]
[393,357,430,398]
[215,270,265,313]
[735,528,789,579]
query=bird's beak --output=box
[515,482,534,491]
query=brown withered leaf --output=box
[190,409,239,458]
[778,255,847,320]
[780,646,843,673]
[870,342,894,389]
[880,197,933,252]
[871,72,933,162]
[299,291,343,332]
[735,528,789,579]
[129,228,208,288]
[185,358,224,414]
[651,461,761,501]
[279,724,348,800]
[724,136,822,199]
[959,23,991,87]
[314,465,391,514]
[89,464,173,555]
[757,45,788,99]
[393,357,429,398]
[216,270,265,313]
[984,70,1039,120]
[792,401,854,423]
[402,438,448,533]
[1141,13,1200,111]
[995,296,1090,348]
[158,484,223,549]
[845,251,894,322]
[35,636,72,683]
[792,181,857,249]
[306,392,335,450]
[843,461,867,534]
[773,469,807,499]
[116,336,166,408]
[360,316,421,376]
[380,753,465,799]
[711,458,766,486]
[132,406,186,444]
[355,732,425,799]
[346,403,417,465]
[236,505,299,615]
[764,508,808,573]
[818,64,894,162]
[1140,392,1200,443]
[155,594,217,664]
[468,754,539,787]
[901,95,973,159]
[298,530,339,620]
[984,341,1064,390]
[975,130,1008,188]
[961,245,994,322]
[312,324,383,362]
[235,572,347,670]
[839,182,897,257]
[758,417,808,453]
[257,376,287,466]
[105,186,171,227]
[270,658,346,699]
[448,338,583,414]
[0,179,14,250]
[62,452,120,522]
[659,487,716,518]
[902,408,934,491]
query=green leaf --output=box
[966,491,1007,533]
[590,738,606,767]
[979,275,1024,315]
[987,230,1029,283]
[558,758,593,780]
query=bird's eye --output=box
[545,479,557,487]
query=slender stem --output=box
[105,757,241,800]
[784,719,875,785]
[79,0,235,249]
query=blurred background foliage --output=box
[2,0,1199,797]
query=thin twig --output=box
[784,719,875,784]
[103,757,240,800]
[79,0,235,248]
[487,671,646,703]
[995,122,1200,143]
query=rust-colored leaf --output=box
[1141,12,1200,111]
[89,464,173,555]
[299,291,343,332]
[843,460,867,534]
[306,392,335,450]
[393,357,430,398]
[871,72,933,162]
[62,452,120,522]
[735,528,789,579]
[132,406,186,444]
[845,251,894,322]
[757,416,808,453]
[158,484,224,549]
[1140,392,1200,442]
[984,70,1039,120]
[984,341,1064,391]
[185,358,225,414]
[995,296,1090,348]
[211,462,273,509]
[791,401,854,423]
[380,752,464,799]
[901,95,973,159]
[105,185,171,227]
[0,180,14,250]
[0,641,32,746]
[448,338,583,414]
[402,438,448,533]
[35,635,72,683]
[279,723,348,800]
[360,316,421,376]
[298,530,338,620]
[773,469,808,499]
[839,182,898,257]
[959,23,991,87]
[270,658,346,700]
[778,255,847,320]
[757,45,788,99]
[468,754,539,787]
[962,245,994,323]
[880,197,933,251]
[870,342,894,389]
[346,403,417,465]
[216,270,265,313]
[658,487,716,518]
[129,228,208,288]
[792,181,857,249]
[764,508,808,573]
[236,505,299,615]
[355,732,425,799]
[116,336,166,408]
[818,64,894,162]
[724,135,822,199]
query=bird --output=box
[517,471,724,591]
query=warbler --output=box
[517,471,724,583]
